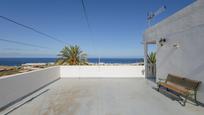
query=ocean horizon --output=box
[0,58,144,66]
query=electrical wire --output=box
[81,0,91,30]
[80,0,101,63]
[0,38,50,49]
[0,16,66,44]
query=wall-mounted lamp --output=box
[159,38,166,46]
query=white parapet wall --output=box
[0,65,144,110]
[0,66,60,110]
[60,65,145,78]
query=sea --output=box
[0,58,144,66]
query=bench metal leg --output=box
[194,92,199,106]
[177,95,188,106]
[157,84,160,91]
[182,94,190,106]
[183,97,188,106]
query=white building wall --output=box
[60,66,145,78]
[0,66,60,110]
[144,1,204,103]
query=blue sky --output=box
[0,0,194,58]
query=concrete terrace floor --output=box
[3,78,204,115]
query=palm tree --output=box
[147,52,156,76]
[148,52,156,64]
[56,45,88,65]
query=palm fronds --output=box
[56,45,88,65]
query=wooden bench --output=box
[157,74,201,106]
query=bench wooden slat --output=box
[159,82,189,95]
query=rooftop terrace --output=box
[2,78,204,115]
[0,66,203,115]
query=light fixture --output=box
[159,38,166,46]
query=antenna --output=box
[147,5,166,27]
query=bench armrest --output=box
[157,78,166,87]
